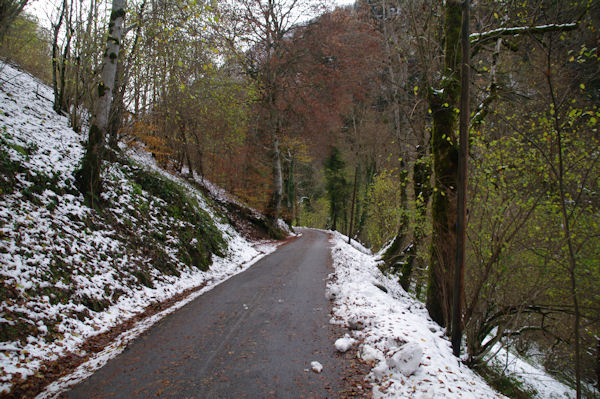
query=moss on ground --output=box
[0,146,232,346]
[0,137,27,196]
[474,364,538,399]
[130,168,226,271]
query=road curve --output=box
[64,228,349,399]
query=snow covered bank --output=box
[487,342,575,399]
[328,231,505,398]
[0,63,278,395]
[328,231,577,398]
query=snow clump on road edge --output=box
[310,361,323,373]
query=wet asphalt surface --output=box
[64,229,349,399]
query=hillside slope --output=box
[328,232,576,399]
[0,63,283,396]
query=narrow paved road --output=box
[65,229,350,398]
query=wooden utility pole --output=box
[451,0,470,357]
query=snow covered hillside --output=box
[0,63,280,396]
[327,231,576,399]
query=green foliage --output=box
[465,67,600,383]
[324,147,349,231]
[0,13,52,83]
[299,196,329,229]
[131,168,226,271]
[364,169,403,250]
[475,364,538,399]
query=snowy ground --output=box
[327,231,576,399]
[488,342,575,399]
[0,62,279,395]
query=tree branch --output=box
[470,23,578,48]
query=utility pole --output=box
[451,0,470,357]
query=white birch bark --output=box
[95,0,126,135]
[77,0,126,198]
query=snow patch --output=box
[334,335,356,352]
[328,231,506,398]
[488,343,575,399]
[386,342,423,377]
[310,361,323,373]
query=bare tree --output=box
[223,0,322,222]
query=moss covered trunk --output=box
[426,1,462,328]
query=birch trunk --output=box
[76,0,126,201]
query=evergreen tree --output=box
[324,147,348,232]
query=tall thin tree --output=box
[76,0,126,201]
[451,0,469,357]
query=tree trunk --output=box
[0,0,29,43]
[52,0,66,114]
[268,135,283,220]
[451,0,470,357]
[286,155,296,225]
[357,160,376,238]
[596,338,599,393]
[382,165,410,276]
[546,48,582,398]
[108,0,146,149]
[57,6,73,114]
[347,165,358,244]
[70,46,81,133]
[184,132,194,179]
[398,144,431,291]
[426,0,462,328]
[107,56,125,149]
[76,0,126,201]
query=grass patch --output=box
[0,141,26,195]
[474,364,538,399]
[0,316,37,343]
[1,132,73,199]
[78,294,110,313]
[133,269,154,288]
